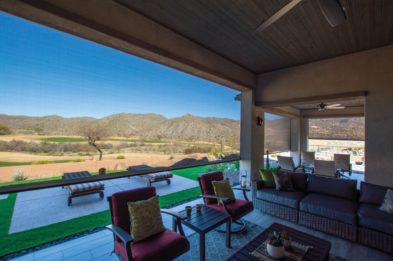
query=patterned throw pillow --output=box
[212,180,235,204]
[379,189,393,214]
[127,196,165,242]
[259,169,275,188]
[272,172,294,191]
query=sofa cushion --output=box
[308,175,357,201]
[291,172,308,192]
[259,169,275,188]
[257,189,305,209]
[300,193,358,224]
[380,189,393,214]
[272,172,294,191]
[359,182,389,205]
[208,199,253,219]
[358,203,393,235]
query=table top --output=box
[178,205,230,233]
[227,223,331,261]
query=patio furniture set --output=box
[62,165,173,206]
[105,171,335,261]
[277,152,352,178]
[256,172,393,254]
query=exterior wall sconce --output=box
[257,116,263,126]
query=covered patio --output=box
[1,0,393,261]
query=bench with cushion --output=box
[63,171,105,206]
[144,171,173,186]
[127,165,173,186]
[358,182,393,254]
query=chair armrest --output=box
[201,194,229,201]
[106,224,133,244]
[161,209,186,236]
[161,209,184,220]
[232,186,250,201]
[232,187,251,192]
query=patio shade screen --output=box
[308,117,365,140]
[264,113,290,153]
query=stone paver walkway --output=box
[9,175,197,233]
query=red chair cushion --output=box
[110,187,156,233]
[115,229,189,261]
[198,172,224,204]
[207,199,253,219]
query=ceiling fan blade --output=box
[256,0,303,32]
[326,103,342,107]
[318,0,347,27]
[326,106,345,109]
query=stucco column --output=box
[240,91,264,194]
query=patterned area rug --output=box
[175,222,264,261]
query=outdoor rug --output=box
[175,222,264,261]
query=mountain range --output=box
[0,113,240,144]
[0,113,364,145]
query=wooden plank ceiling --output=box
[117,0,393,74]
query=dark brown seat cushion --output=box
[300,193,358,224]
[307,175,357,201]
[257,189,305,209]
[358,203,393,235]
[359,182,389,205]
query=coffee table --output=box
[174,205,231,261]
[227,223,331,261]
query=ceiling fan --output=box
[316,102,345,111]
[256,0,346,32]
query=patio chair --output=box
[314,160,338,177]
[107,187,189,261]
[198,172,253,233]
[334,153,352,179]
[277,155,302,173]
[301,151,315,174]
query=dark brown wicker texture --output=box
[358,227,393,254]
[255,198,298,223]
[299,212,357,241]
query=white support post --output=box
[240,91,264,198]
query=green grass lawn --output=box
[0,159,83,168]
[41,137,85,143]
[172,165,210,180]
[0,162,32,167]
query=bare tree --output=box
[80,122,109,161]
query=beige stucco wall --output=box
[256,45,393,187]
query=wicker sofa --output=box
[256,173,393,254]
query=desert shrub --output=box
[72,159,83,162]
[0,125,11,135]
[32,160,51,165]
[116,155,125,159]
[184,146,211,154]
[12,169,28,181]
[168,155,175,160]
[207,161,239,173]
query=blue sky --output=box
[0,12,240,120]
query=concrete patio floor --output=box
[9,175,197,234]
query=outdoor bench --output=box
[63,171,105,206]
